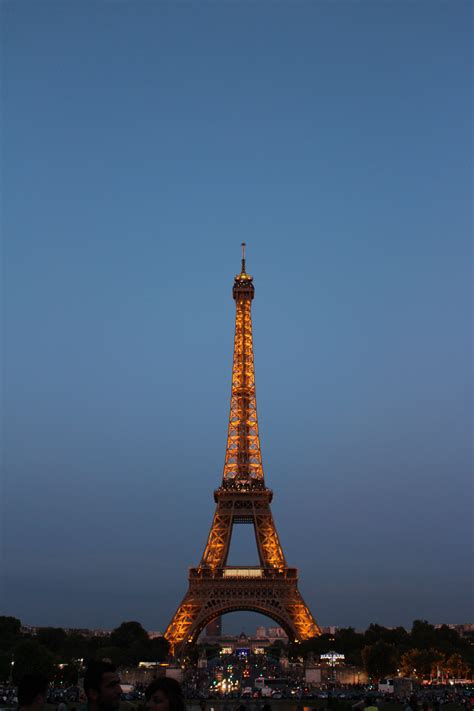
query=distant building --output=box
[267,627,288,639]
[21,625,111,637]
[22,623,167,639]
[148,630,165,639]
[197,627,287,654]
[434,623,474,638]
[320,626,339,635]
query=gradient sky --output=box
[1,0,472,635]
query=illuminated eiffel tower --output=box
[165,245,320,656]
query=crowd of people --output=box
[14,663,185,711]
[10,665,473,711]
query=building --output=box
[198,629,287,655]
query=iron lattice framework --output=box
[165,245,320,655]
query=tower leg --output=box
[200,510,233,569]
[165,591,204,657]
[254,511,286,569]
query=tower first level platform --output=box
[166,564,319,652]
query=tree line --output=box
[0,617,169,684]
[0,616,472,684]
[292,620,473,680]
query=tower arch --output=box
[190,605,295,646]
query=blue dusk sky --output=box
[1,1,472,635]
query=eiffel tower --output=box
[165,245,320,656]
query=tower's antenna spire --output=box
[241,242,246,273]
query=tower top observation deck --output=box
[233,242,255,300]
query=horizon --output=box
[11,617,474,638]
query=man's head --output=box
[18,673,49,711]
[83,661,122,711]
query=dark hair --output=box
[145,678,185,711]
[365,698,375,707]
[84,661,117,697]
[18,674,49,707]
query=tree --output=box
[411,621,436,649]
[335,627,364,650]
[0,617,22,651]
[91,646,125,666]
[362,642,397,679]
[110,621,149,648]
[365,624,390,645]
[266,640,286,660]
[62,632,89,660]
[0,653,12,683]
[149,636,170,662]
[384,627,411,648]
[109,621,150,665]
[334,628,365,665]
[427,649,447,678]
[434,626,464,656]
[399,648,445,678]
[37,627,67,654]
[54,662,80,685]
[299,634,333,658]
[12,641,54,683]
[445,653,470,679]
[400,649,423,677]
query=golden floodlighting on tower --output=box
[164,246,320,656]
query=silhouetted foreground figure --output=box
[83,662,122,711]
[364,698,378,711]
[145,678,186,711]
[18,674,49,711]
[405,696,419,711]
